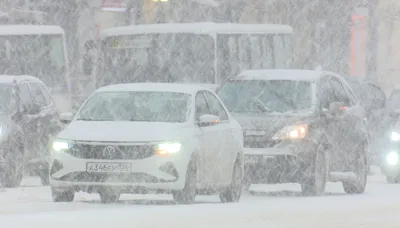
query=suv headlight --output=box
[386,151,399,166]
[52,139,72,152]
[272,124,308,140]
[156,142,182,156]
[391,132,400,141]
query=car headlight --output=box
[52,139,72,152]
[386,151,399,166]
[156,142,182,156]
[272,124,308,140]
[391,132,400,141]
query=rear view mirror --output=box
[198,114,220,127]
[328,101,346,115]
[59,112,74,124]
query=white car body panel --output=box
[50,83,243,192]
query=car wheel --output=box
[99,189,120,204]
[52,187,75,202]
[219,160,242,203]
[386,176,400,184]
[1,142,24,188]
[343,143,368,194]
[300,145,328,196]
[173,159,197,204]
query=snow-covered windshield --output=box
[99,34,215,86]
[0,84,13,112]
[77,91,190,122]
[218,80,313,113]
[0,34,67,93]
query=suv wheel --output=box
[343,143,368,194]
[52,187,75,202]
[387,176,400,184]
[173,159,197,204]
[219,160,242,203]
[300,145,328,196]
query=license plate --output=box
[86,162,132,173]
[245,156,260,164]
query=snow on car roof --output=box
[233,69,323,81]
[96,83,212,94]
[0,75,43,84]
[0,25,64,35]
[101,22,292,37]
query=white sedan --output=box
[50,83,244,204]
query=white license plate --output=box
[86,162,132,173]
[245,156,260,164]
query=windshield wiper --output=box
[251,98,272,113]
[76,117,112,121]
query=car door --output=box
[17,82,40,162]
[318,76,341,171]
[194,91,218,186]
[329,76,362,169]
[203,90,235,185]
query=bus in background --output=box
[0,25,71,113]
[88,22,293,91]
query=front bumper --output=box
[243,141,317,184]
[50,151,188,192]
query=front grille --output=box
[243,133,278,148]
[67,144,156,160]
[55,172,176,183]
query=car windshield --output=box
[217,79,313,113]
[77,91,191,122]
[0,84,13,112]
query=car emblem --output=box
[102,146,116,159]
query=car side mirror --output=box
[198,114,220,127]
[328,101,346,115]
[59,112,74,124]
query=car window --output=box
[18,82,34,111]
[203,90,229,121]
[319,78,335,109]
[38,83,53,106]
[329,78,350,106]
[195,91,211,119]
[29,83,47,108]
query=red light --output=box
[340,106,347,111]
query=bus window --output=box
[261,35,274,68]
[273,35,286,68]
[249,35,263,69]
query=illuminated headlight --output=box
[386,151,399,166]
[52,139,72,152]
[391,132,400,141]
[156,142,182,156]
[272,124,308,140]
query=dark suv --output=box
[217,70,369,196]
[0,75,62,187]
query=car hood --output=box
[58,121,190,142]
[232,112,312,138]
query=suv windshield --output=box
[0,84,13,112]
[218,80,313,113]
[77,91,190,123]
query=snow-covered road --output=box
[1,170,399,228]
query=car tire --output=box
[99,189,120,204]
[343,143,368,194]
[219,160,243,203]
[52,187,75,202]
[1,140,24,188]
[173,159,197,204]
[300,145,328,196]
[386,176,400,184]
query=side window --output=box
[319,78,335,109]
[29,83,47,107]
[18,83,34,111]
[38,83,53,106]
[329,78,350,105]
[203,91,229,121]
[195,92,211,119]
